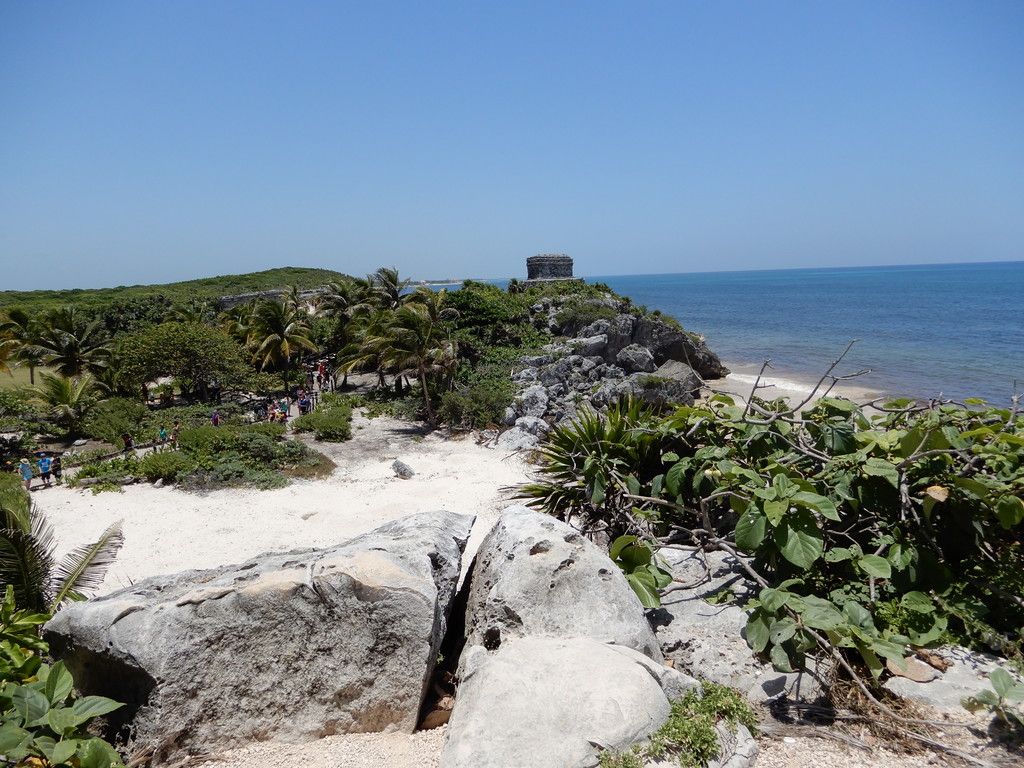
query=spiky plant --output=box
[0,477,123,612]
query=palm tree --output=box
[30,373,104,436]
[0,308,45,384]
[219,303,256,346]
[32,307,111,377]
[167,299,214,325]
[371,267,411,310]
[337,307,397,389]
[382,292,459,422]
[248,299,317,390]
[0,478,123,613]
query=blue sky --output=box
[1,1,1022,289]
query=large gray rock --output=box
[440,637,696,768]
[495,426,540,451]
[653,549,822,703]
[514,415,549,437]
[631,317,728,379]
[654,360,703,389]
[463,506,661,658]
[616,344,657,373]
[591,372,697,409]
[515,384,548,418]
[570,334,608,357]
[44,511,475,765]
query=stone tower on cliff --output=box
[526,253,575,283]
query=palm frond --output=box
[0,511,57,613]
[49,521,124,611]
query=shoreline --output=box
[711,360,885,405]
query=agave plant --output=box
[0,478,123,613]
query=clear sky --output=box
[1,1,1022,289]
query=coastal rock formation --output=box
[44,511,475,765]
[499,296,727,438]
[462,506,661,659]
[440,637,698,768]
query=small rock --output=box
[392,460,415,479]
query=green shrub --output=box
[522,394,1024,673]
[138,451,196,483]
[291,397,353,441]
[83,397,150,444]
[600,682,756,768]
[439,380,513,429]
[0,587,126,767]
[554,298,618,335]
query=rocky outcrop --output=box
[498,299,727,441]
[44,511,475,765]
[440,638,699,768]
[462,506,661,658]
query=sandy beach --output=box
[39,412,533,595]
[712,361,885,408]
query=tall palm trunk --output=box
[418,362,435,423]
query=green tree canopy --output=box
[117,322,251,399]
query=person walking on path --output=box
[211,410,221,427]
[52,454,63,485]
[157,425,169,452]
[37,454,53,488]
[18,458,33,492]
[170,420,182,449]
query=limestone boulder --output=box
[496,426,540,451]
[569,334,608,358]
[591,372,697,410]
[462,506,660,658]
[514,415,549,437]
[616,344,657,373]
[44,511,475,765]
[515,384,548,418]
[440,638,697,768]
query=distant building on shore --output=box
[525,253,580,285]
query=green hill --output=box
[0,266,352,313]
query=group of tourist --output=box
[17,452,63,491]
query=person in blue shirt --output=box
[18,458,33,492]
[37,455,53,488]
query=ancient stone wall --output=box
[527,254,573,280]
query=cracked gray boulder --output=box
[44,511,475,765]
[462,505,661,659]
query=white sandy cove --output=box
[39,413,533,595]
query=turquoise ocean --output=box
[579,262,1023,404]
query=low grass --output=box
[598,682,757,768]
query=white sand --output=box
[39,411,532,595]
[711,362,884,409]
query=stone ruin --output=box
[525,253,579,285]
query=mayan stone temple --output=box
[524,253,581,285]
